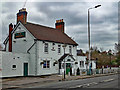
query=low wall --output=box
[96,68,119,74]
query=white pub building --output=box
[1,8,96,77]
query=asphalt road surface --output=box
[31,74,119,89]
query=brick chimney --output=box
[9,23,13,52]
[55,19,64,33]
[17,8,27,24]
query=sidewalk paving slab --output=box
[1,73,117,89]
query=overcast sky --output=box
[0,0,119,52]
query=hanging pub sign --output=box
[15,32,26,39]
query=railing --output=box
[76,67,119,75]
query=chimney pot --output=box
[55,19,65,33]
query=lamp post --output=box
[88,5,101,75]
[62,44,67,80]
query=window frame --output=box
[80,61,84,67]
[44,43,48,53]
[69,46,72,54]
[58,45,61,54]
[12,65,17,69]
[43,60,50,69]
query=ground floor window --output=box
[80,61,84,67]
[12,65,16,69]
[43,61,50,68]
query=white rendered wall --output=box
[12,23,35,53]
[37,41,77,75]
[5,22,35,53]
[87,60,96,69]
[3,22,36,76]
[1,51,29,78]
[77,56,87,70]
[4,22,78,76]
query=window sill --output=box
[51,49,55,51]
[44,52,49,54]
[43,68,50,70]
[12,68,16,70]
[58,53,61,55]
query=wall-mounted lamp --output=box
[40,62,44,65]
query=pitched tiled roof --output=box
[24,22,78,45]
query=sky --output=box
[0,0,119,52]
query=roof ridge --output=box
[26,22,57,30]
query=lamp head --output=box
[95,5,101,8]
[62,44,67,48]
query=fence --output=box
[76,67,119,75]
[95,67,118,74]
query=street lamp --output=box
[88,5,101,75]
[62,44,67,80]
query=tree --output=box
[115,43,120,65]
[115,43,120,52]
[100,47,104,52]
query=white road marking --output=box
[69,78,114,88]
[70,82,98,88]
[92,82,98,85]
[69,85,83,88]
[103,78,114,82]
[76,85,83,88]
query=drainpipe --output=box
[35,39,38,76]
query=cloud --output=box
[1,2,118,51]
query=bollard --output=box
[75,70,77,76]
[68,72,70,76]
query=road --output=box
[30,74,119,89]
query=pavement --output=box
[1,73,117,89]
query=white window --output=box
[80,61,84,67]
[44,43,48,53]
[69,46,72,54]
[58,45,61,54]
[43,61,50,68]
